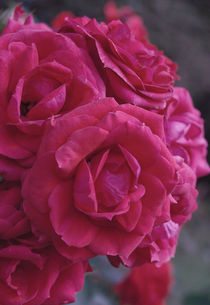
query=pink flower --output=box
[0,10,105,177]
[164,87,210,177]
[23,98,177,262]
[0,239,88,305]
[58,16,177,109]
[104,1,149,43]
[115,263,173,305]
[0,181,30,239]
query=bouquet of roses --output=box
[0,3,209,305]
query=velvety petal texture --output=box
[108,156,198,267]
[0,240,88,305]
[58,15,178,110]
[0,5,209,305]
[23,98,178,263]
[0,182,30,239]
[0,12,105,178]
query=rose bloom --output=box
[23,98,177,263]
[104,1,149,43]
[0,239,88,305]
[58,16,177,110]
[115,263,172,305]
[164,87,210,178]
[0,181,30,239]
[0,10,104,179]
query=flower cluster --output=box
[0,3,209,305]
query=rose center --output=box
[20,101,36,117]
[95,153,131,208]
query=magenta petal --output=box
[118,103,165,140]
[27,84,66,120]
[53,236,94,261]
[151,220,179,241]
[96,109,139,132]
[90,149,110,181]
[55,126,109,175]
[60,210,98,248]
[116,200,142,232]
[22,152,59,214]
[45,261,86,305]
[7,78,23,122]
[0,125,31,159]
[90,228,143,258]
[49,181,97,248]
[119,144,141,183]
[74,160,98,213]
[8,41,39,93]
[103,121,161,169]
[0,246,43,269]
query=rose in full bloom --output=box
[23,98,177,263]
[104,1,148,43]
[0,240,88,305]
[0,181,30,239]
[115,263,172,305]
[0,11,105,178]
[58,16,177,109]
[164,87,210,177]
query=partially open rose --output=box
[0,240,87,305]
[58,16,177,109]
[164,87,210,177]
[23,98,177,262]
[0,11,104,177]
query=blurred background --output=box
[0,0,210,304]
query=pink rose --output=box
[0,181,30,239]
[0,11,105,178]
[58,16,177,109]
[164,87,210,177]
[23,98,177,263]
[0,240,87,305]
[115,263,172,305]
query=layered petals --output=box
[23,99,178,262]
[0,14,105,177]
[58,16,177,110]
